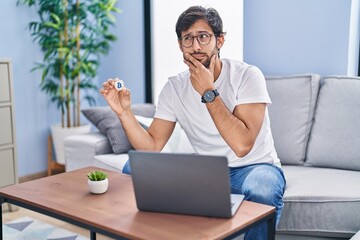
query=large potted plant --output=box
[18,0,120,166]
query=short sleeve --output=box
[237,66,271,105]
[154,81,177,122]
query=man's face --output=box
[178,19,223,68]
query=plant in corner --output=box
[87,170,108,194]
[18,0,120,166]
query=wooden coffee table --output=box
[0,167,276,240]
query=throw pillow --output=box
[82,104,155,154]
[82,106,132,154]
[266,74,321,165]
[306,76,360,171]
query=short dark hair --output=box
[175,6,225,39]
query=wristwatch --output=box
[201,89,219,103]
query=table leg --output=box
[267,212,276,240]
[1,201,3,240]
[90,230,96,240]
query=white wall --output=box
[347,0,360,76]
[151,0,244,104]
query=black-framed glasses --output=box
[180,33,214,48]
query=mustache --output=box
[183,52,207,61]
[190,52,207,56]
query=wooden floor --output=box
[3,205,114,240]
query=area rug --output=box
[3,216,89,240]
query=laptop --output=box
[128,150,244,218]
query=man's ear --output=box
[216,35,225,49]
[178,40,184,52]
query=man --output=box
[100,6,285,239]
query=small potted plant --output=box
[87,170,108,194]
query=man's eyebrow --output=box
[182,30,210,37]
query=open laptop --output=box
[128,150,244,218]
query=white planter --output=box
[88,178,109,194]
[50,124,91,164]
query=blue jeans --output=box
[122,161,286,240]
[122,160,132,175]
[229,163,286,240]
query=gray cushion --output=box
[306,77,360,171]
[266,74,320,165]
[82,104,155,154]
[278,165,360,238]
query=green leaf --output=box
[43,22,60,30]
[87,170,107,181]
[104,34,117,41]
[30,62,45,72]
[106,13,116,23]
[50,13,61,25]
[84,95,96,106]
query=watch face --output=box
[203,90,215,102]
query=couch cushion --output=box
[93,153,129,172]
[82,104,155,154]
[134,115,195,153]
[278,165,360,238]
[306,76,360,171]
[266,74,320,165]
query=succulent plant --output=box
[87,170,108,181]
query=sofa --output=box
[65,74,360,240]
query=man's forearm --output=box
[117,110,157,151]
[205,97,256,157]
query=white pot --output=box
[50,124,91,164]
[88,178,109,194]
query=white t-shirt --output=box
[154,58,281,167]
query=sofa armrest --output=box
[64,132,113,171]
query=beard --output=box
[202,56,212,68]
[186,46,218,69]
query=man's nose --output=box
[192,38,201,51]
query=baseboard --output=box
[19,171,47,183]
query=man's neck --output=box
[213,59,223,82]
